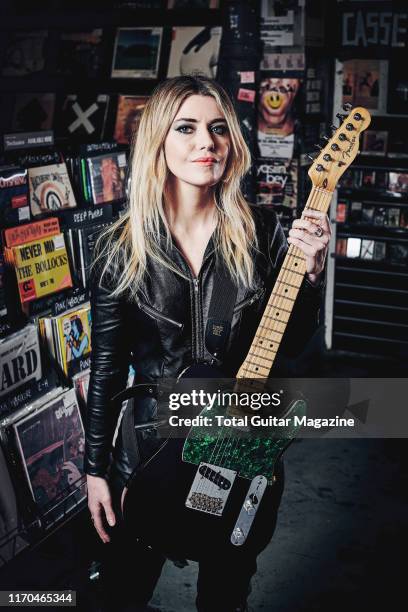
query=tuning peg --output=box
[331,143,340,151]
[306,154,316,162]
[345,123,355,131]
[336,113,345,124]
[338,133,348,141]
[322,135,330,142]
[330,124,338,132]
[323,153,332,161]
[342,103,352,112]
[315,164,327,172]
[353,112,362,121]
[314,144,322,150]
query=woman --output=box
[85,75,330,612]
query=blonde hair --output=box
[93,74,257,299]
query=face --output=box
[71,321,79,339]
[164,94,231,189]
[259,78,300,127]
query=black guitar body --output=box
[121,364,286,560]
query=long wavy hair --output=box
[93,74,257,300]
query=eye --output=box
[211,124,228,135]
[176,124,194,134]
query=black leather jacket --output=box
[84,206,323,478]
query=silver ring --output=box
[314,226,324,238]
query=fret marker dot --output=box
[270,344,273,348]
[276,312,279,317]
[255,367,259,371]
[294,263,298,267]
[284,289,288,293]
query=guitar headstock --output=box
[308,105,371,192]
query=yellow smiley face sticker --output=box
[263,91,283,110]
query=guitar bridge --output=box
[185,462,237,516]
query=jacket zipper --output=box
[233,287,265,314]
[138,301,184,329]
[192,277,202,360]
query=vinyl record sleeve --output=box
[111,28,163,79]
[12,388,86,528]
[11,93,55,133]
[1,30,48,77]
[114,95,149,145]
[167,26,222,78]
[56,29,103,78]
[55,94,110,140]
[28,163,77,216]
[54,303,91,376]
[0,324,42,399]
[86,152,127,205]
[0,166,30,227]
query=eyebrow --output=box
[173,117,227,123]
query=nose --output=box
[196,124,215,151]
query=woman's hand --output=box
[87,474,116,543]
[287,209,331,286]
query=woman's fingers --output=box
[301,210,332,234]
[91,504,111,544]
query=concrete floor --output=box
[1,437,406,612]
[148,438,407,612]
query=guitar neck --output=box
[236,187,333,380]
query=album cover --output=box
[56,30,103,78]
[335,238,347,256]
[387,129,408,159]
[361,205,374,224]
[4,218,60,248]
[1,30,48,77]
[11,93,55,132]
[389,243,408,265]
[54,304,92,376]
[167,0,219,6]
[257,78,301,159]
[373,207,387,226]
[361,170,376,189]
[255,159,298,208]
[336,202,348,223]
[386,208,401,228]
[12,388,86,528]
[111,28,163,79]
[400,209,408,229]
[55,94,110,141]
[349,201,362,224]
[375,171,388,190]
[114,95,149,145]
[0,324,42,399]
[167,26,222,78]
[342,59,387,113]
[361,131,388,156]
[86,152,127,205]
[0,166,30,227]
[373,241,386,260]
[260,2,295,46]
[346,237,361,258]
[28,163,77,216]
[72,369,90,405]
[361,239,374,260]
[4,233,73,304]
[388,173,408,195]
[387,63,408,115]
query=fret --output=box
[273,292,295,301]
[250,345,277,356]
[255,329,283,340]
[287,253,306,262]
[280,267,305,277]
[258,321,287,333]
[265,303,292,314]
[248,352,274,366]
[275,279,301,290]
[263,310,290,323]
[242,363,270,375]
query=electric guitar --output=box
[120,106,371,560]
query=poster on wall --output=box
[11,93,55,132]
[167,26,222,78]
[260,1,295,47]
[111,28,163,79]
[257,77,301,159]
[341,59,388,113]
[1,30,48,77]
[256,158,298,208]
[56,30,104,78]
[54,94,110,140]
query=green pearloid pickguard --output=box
[182,399,306,483]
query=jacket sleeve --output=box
[84,254,131,478]
[266,210,324,359]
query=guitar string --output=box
[202,187,329,488]
[215,188,331,472]
[192,187,331,502]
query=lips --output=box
[193,157,218,163]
